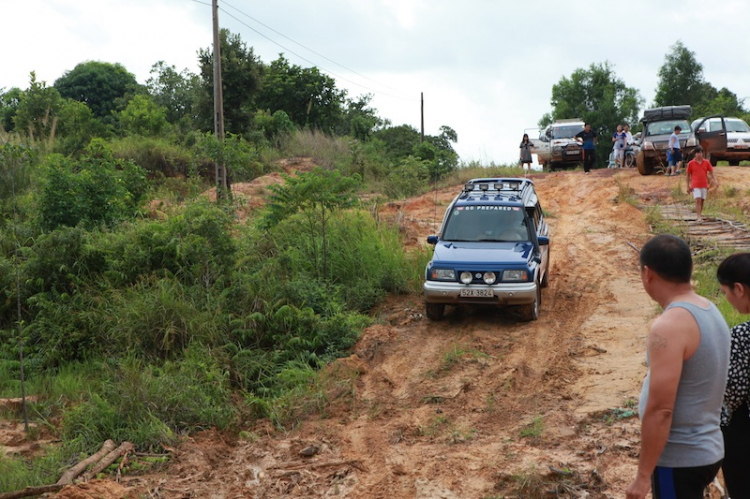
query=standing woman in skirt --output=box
[520,134,534,177]
[716,252,750,498]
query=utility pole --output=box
[212,0,228,201]
[420,92,424,143]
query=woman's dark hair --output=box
[639,234,692,283]
[717,253,750,287]
[522,133,529,142]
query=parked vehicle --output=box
[691,116,750,166]
[423,178,550,321]
[635,105,728,175]
[531,119,585,171]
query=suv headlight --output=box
[483,272,497,284]
[460,271,473,284]
[430,268,455,281]
[642,141,654,150]
[502,269,528,281]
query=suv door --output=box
[529,127,550,166]
[693,115,728,162]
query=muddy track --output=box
[6,166,750,498]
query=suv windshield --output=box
[727,119,750,132]
[645,119,690,137]
[441,205,528,242]
[549,124,584,139]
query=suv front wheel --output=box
[426,303,446,320]
[521,284,541,321]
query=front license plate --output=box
[565,150,579,155]
[733,145,748,149]
[460,288,494,298]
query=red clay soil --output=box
[4,165,750,498]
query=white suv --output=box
[692,116,750,166]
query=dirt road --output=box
[6,166,750,498]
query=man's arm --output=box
[686,169,692,193]
[709,170,719,188]
[626,311,690,499]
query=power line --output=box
[190,1,417,102]
[221,0,403,94]
[218,7,416,101]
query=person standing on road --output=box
[626,234,730,499]
[716,252,750,499]
[519,133,535,176]
[612,124,626,168]
[686,146,719,223]
[575,123,597,174]
[667,125,683,176]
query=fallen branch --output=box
[81,441,134,481]
[269,459,367,472]
[57,439,116,485]
[0,484,64,499]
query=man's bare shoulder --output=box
[649,305,700,356]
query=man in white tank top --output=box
[627,234,730,499]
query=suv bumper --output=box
[424,281,538,306]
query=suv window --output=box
[645,119,690,136]
[441,205,528,242]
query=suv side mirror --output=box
[427,235,439,245]
[537,236,549,246]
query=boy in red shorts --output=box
[686,146,719,223]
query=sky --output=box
[4,0,750,165]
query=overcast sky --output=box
[4,0,750,164]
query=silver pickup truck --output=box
[529,119,585,171]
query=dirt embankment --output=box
[5,166,750,498]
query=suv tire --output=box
[637,159,655,176]
[521,283,541,322]
[425,303,445,321]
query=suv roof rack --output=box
[462,178,531,194]
[553,118,584,124]
[641,105,692,122]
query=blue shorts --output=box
[651,461,721,499]
[667,149,683,166]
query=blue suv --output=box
[423,178,550,321]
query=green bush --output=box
[62,347,234,452]
[36,141,148,230]
[110,135,193,178]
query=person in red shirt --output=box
[686,146,719,223]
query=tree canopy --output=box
[197,29,262,135]
[54,61,139,121]
[540,61,643,164]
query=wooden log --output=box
[80,441,134,482]
[0,484,64,499]
[56,439,116,485]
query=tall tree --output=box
[146,61,201,129]
[653,41,708,109]
[197,29,262,135]
[541,61,643,165]
[54,61,139,121]
[256,55,346,133]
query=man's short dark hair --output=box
[639,234,692,283]
[675,126,682,131]
[694,146,704,153]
